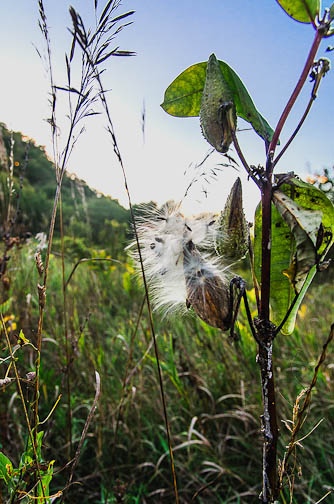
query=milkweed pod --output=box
[216,177,249,260]
[183,240,231,331]
[200,54,237,153]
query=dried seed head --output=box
[216,177,249,260]
[37,283,46,308]
[129,203,231,326]
[26,371,36,382]
[183,240,230,330]
[35,252,44,277]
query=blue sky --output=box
[0,0,333,218]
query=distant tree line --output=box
[0,124,157,259]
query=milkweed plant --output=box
[129,174,250,334]
[131,1,334,503]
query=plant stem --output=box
[231,130,262,189]
[273,57,328,167]
[257,27,326,500]
[268,30,323,158]
[1,314,47,502]
[260,177,272,321]
[279,324,334,489]
[77,40,180,503]
[258,340,279,503]
[257,152,279,502]
[59,195,73,459]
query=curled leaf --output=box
[273,189,323,292]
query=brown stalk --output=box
[231,129,262,189]
[69,7,180,501]
[273,57,330,167]
[1,314,47,502]
[279,324,334,488]
[62,371,101,499]
[255,21,330,500]
[33,0,102,459]
[59,195,73,459]
[268,30,324,158]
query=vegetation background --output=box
[0,0,334,501]
[0,123,333,503]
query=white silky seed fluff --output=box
[129,203,230,316]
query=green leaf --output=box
[275,0,320,23]
[254,201,296,334]
[254,176,334,335]
[273,189,323,292]
[38,460,55,500]
[279,177,334,256]
[0,452,13,484]
[329,2,334,21]
[161,58,275,144]
[20,431,44,470]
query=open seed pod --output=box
[183,240,231,330]
[216,177,249,260]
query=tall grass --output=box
[1,242,333,502]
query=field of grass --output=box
[1,240,333,503]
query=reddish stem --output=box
[268,30,323,159]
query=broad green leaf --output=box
[254,176,334,335]
[161,59,275,144]
[276,0,320,23]
[254,201,296,334]
[0,452,13,484]
[254,201,315,335]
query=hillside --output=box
[0,123,131,258]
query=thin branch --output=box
[112,296,145,458]
[65,257,122,290]
[65,371,101,492]
[248,235,261,312]
[279,324,334,488]
[267,30,323,160]
[231,129,262,189]
[0,314,47,503]
[273,58,330,167]
[70,11,180,500]
[242,291,261,346]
